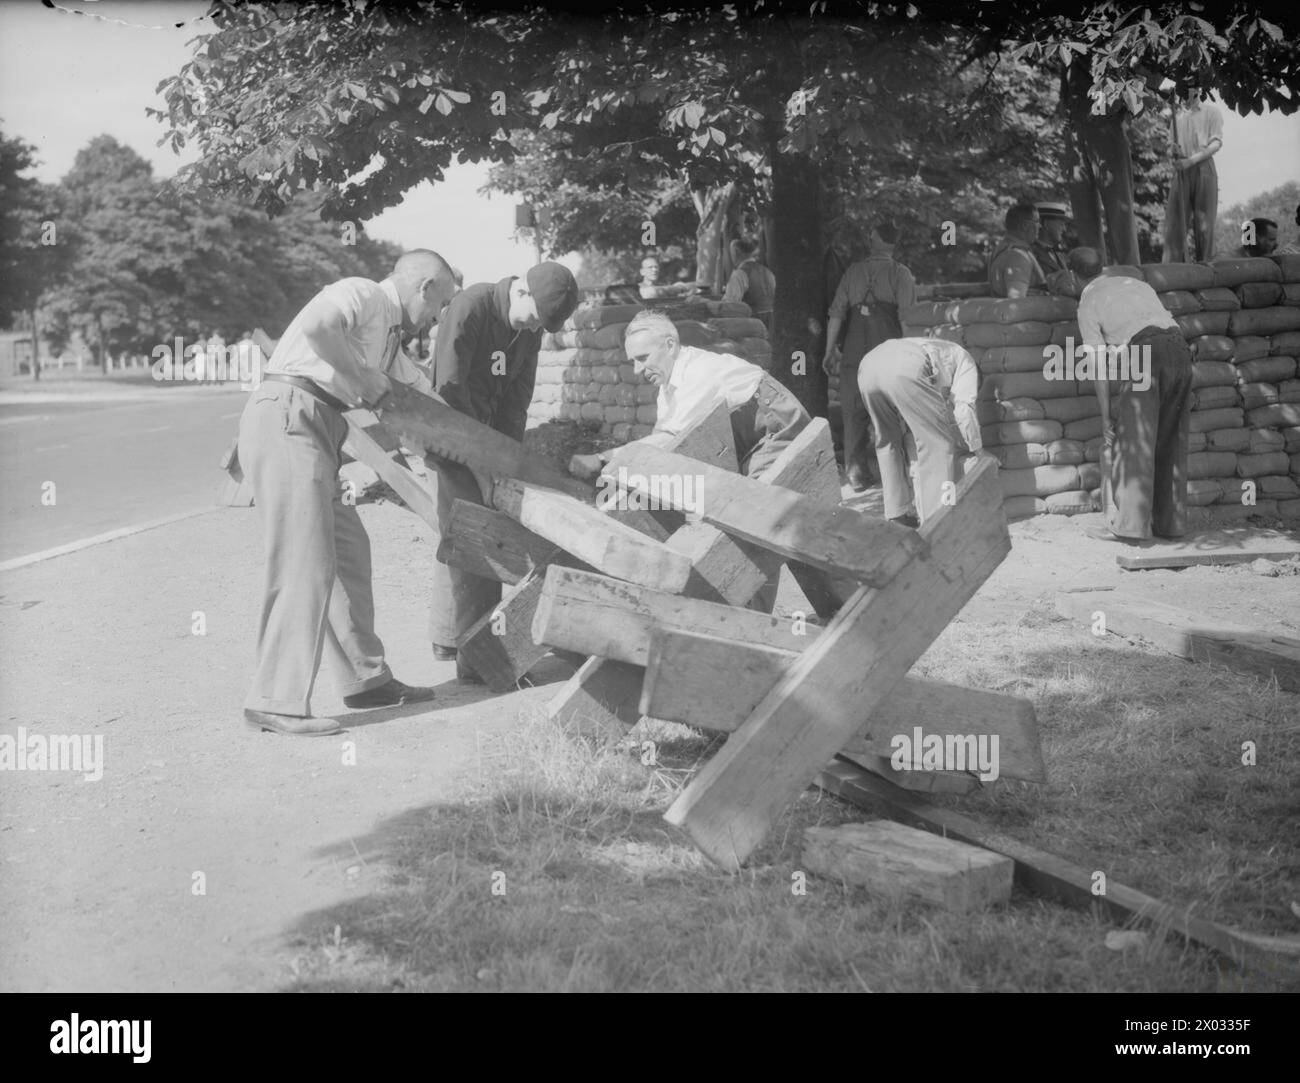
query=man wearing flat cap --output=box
[1032,202,1072,277]
[427,261,579,682]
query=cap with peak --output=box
[526,262,580,333]
[1035,202,1071,220]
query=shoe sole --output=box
[244,716,341,736]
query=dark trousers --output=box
[1163,159,1218,263]
[730,372,811,479]
[427,458,501,650]
[1103,325,1193,540]
[840,361,873,480]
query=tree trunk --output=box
[29,307,40,382]
[693,182,737,292]
[1061,63,1141,266]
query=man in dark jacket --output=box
[427,262,579,681]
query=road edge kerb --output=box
[0,507,219,573]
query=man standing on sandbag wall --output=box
[988,204,1048,299]
[822,223,916,491]
[1163,91,1223,263]
[427,262,579,683]
[858,337,982,528]
[1073,249,1193,542]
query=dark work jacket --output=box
[432,277,540,442]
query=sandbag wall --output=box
[530,299,772,441]
[902,255,1300,523]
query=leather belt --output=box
[261,373,349,413]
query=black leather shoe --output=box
[244,709,342,736]
[847,465,870,492]
[343,679,437,709]
[432,643,457,662]
[889,513,920,529]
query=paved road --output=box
[0,388,249,562]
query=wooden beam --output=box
[664,455,1010,870]
[437,499,568,585]
[377,382,591,498]
[802,821,1013,911]
[598,444,927,585]
[1114,527,1300,571]
[545,656,645,735]
[660,401,739,473]
[1056,590,1300,692]
[815,760,1300,967]
[493,479,693,594]
[640,630,1045,783]
[342,416,439,531]
[457,569,548,692]
[532,567,813,665]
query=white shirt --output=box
[914,338,982,452]
[641,344,765,448]
[265,277,430,406]
[1077,275,1178,351]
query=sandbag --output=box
[997,397,1048,422]
[1257,474,1300,500]
[1272,254,1300,282]
[1064,415,1103,441]
[946,296,1078,325]
[1282,425,1300,452]
[1228,306,1300,337]
[572,303,645,330]
[1284,283,1300,307]
[965,321,1054,348]
[1041,395,1100,422]
[983,370,1064,401]
[1186,479,1222,506]
[1002,495,1047,519]
[1188,430,1208,452]
[1193,385,1240,410]
[1084,436,1102,462]
[1279,379,1300,404]
[900,301,950,326]
[1293,452,1300,474]
[1191,360,1238,388]
[1272,332,1300,356]
[1211,257,1282,287]
[1205,427,1251,453]
[1176,311,1231,337]
[561,366,592,384]
[1049,321,1080,347]
[1078,462,1101,491]
[1231,336,1271,361]
[1247,403,1300,427]
[1239,383,1280,410]
[998,463,1081,498]
[1158,290,1202,316]
[704,299,752,318]
[708,316,768,339]
[1142,263,1214,291]
[981,345,1055,373]
[1234,282,1284,308]
[990,442,1049,469]
[1188,451,1238,479]
[583,323,630,351]
[1212,478,1251,505]
[1247,428,1284,453]
[1188,407,1244,433]
[1045,490,1095,514]
[1237,451,1290,477]
[1278,498,1300,521]
[1235,355,1296,383]
[1191,335,1235,362]
[1045,438,1085,465]
[1195,287,1241,312]
[1102,265,1146,281]
[981,419,1064,446]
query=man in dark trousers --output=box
[427,261,579,681]
[821,223,916,491]
[1074,250,1192,541]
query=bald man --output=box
[238,250,459,736]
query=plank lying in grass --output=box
[1114,527,1300,571]
[1056,590,1300,692]
[532,567,814,665]
[342,416,438,531]
[597,443,927,585]
[640,630,1045,783]
[664,454,1010,870]
[437,499,569,585]
[493,479,693,594]
[814,760,1300,968]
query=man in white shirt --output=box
[237,249,459,736]
[1163,92,1223,262]
[1075,256,1192,541]
[569,310,809,480]
[857,337,982,527]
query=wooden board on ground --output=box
[342,415,439,531]
[437,499,568,584]
[664,455,1010,870]
[640,630,1045,783]
[493,479,693,594]
[457,569,548,692]
[802,821,1013,911]
[1114,527,1300,571]
[598,444,927,586]
[814,760,1300,967]
[1056,589,1300,692]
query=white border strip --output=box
[0,508,217,573]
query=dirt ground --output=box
[0,484,1296,991]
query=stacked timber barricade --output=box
[529,299,773,439]
[901,256,1300,523]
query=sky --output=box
[2,0,1298,282]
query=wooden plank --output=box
[532,567,812,665]
[664,454,1010,870]
[493,479,693,594]
[815,760,1300,967]
[437,499,568,585]
[342,416,439,531]
[545,656,645,735]
[457,569,548,692]
[802,821,1013,911]
[377,382,591,499]
[1056,590,1300,692]
[661,401,738,473]
[640,630,1045,783]
[1115,527,1300,571]
[598,444,927,585]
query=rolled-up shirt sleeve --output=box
[950,351,982,452]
